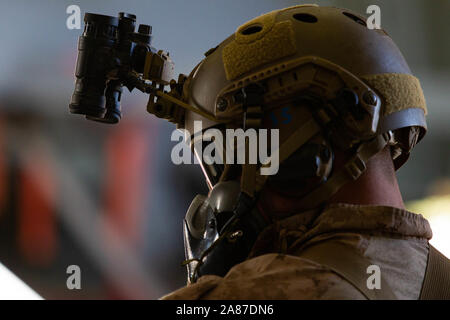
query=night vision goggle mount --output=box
[68,12,207,126]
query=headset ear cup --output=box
[267,139,333,197]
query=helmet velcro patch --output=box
[223,21,297,80]
[361,73,427,116]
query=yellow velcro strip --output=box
[361,73,427,116]
[233,4,318,44]
[234,11,277,44]
[223,20,297,80]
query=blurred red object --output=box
[17,151,57,266]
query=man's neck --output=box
[328,147,405,209]
[257,147,405,220]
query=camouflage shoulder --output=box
[159,275,222,300]
[200,253,366,299]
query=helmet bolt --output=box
[363,90,378,106]
[208,219,216,229]
[216,98,228,111]
[227,230,243,242]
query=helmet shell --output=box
[183,5,426,168]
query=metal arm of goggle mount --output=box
[123,72,226,124]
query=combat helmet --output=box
[179,4,426,198]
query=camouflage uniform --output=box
[162,204,431,300]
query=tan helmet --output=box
[173,4,427,205]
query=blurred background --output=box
[0,0,448,299]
